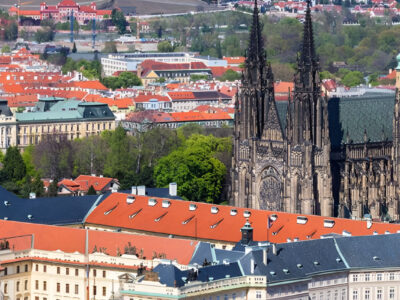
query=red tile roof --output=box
[0,219,197,264]
[223,56,245,65]
[85,193,400,244]
[72,81,108,91]
[58,0,78,6]
[133,94,170,103]
[71,175,117,192]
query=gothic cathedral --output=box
[231,0,400,220]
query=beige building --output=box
[0,97,116,151]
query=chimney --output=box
[272,243,277,256]
[263,248,267,265]
[131,186,137,195]
[169,182,177,196]
[137,185,146,196]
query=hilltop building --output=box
[8,0,111,25]
[231,0,400,220]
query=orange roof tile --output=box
[85,193,400,244]
[274,81,294,94]
[0,219,197,264]
[74,175,117,192]
[72,81,107,91]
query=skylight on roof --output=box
[243,210,251,218]
[189,203,197,211]
[155,212,168,222]
[283,268,290,274]
[129,208,142,219]
[230,209,237,216]
[104,203,119,215]
[211,207,219,214]
[297,216,308,225]
[324,219,335,228]
[210,218,224,229]
[182,215,195,225]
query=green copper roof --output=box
[275,91,395,148]
[16,99,115,123]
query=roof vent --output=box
[297,216,308,224]
[270,271,276,275]
[283,268,290,274]
[223,259,230,265]
[287,238,292,242]
[27,214,33,220]
[385,231,391,234]
[104,203,118,215]
[148,198,157,206]
[211,206,219,214]
[373,231,378,235]
[297,264,303,269]
[243,210,251,218]
[373,256,380,261]
[189,203,197,211]
[324,219,335,228]
[313,261,320,266]
[225,274,230,278]
[182,215,194,225]
[208,277,214,281]
[162,200,171,208]
[230,209,237,216]
[126,195,135,204]
[3,201,10,206]
[342,230,352,236]
[336,258,342,263]
[270,214,278,221]
[155,212,167,222]
[181,276,187,282]
[129,208,142,219]
[137,185,146,196]
[4,217,8,220]
[210,218,224,229]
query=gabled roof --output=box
[74,175,118,192]
[84,193,400,244]
[0,185,104,225]
[0,219,197,264]
[72,81,108,91]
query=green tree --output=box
[154,134,229,203]
[47,179,58,197]
[219,69,240,81]
[22,145,37,177]
[157,41,174,52]
[102,41,117,53]
[87,185,97,195]
[72,42,77,53]
[31,174,45,197]
[341,71,364,87]
[1,45,10,53]
[111,9,127,34]
[2,146,26,182]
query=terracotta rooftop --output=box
[85,193,400,244]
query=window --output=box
[43,265,47,273]
[66,283,69,293]
[377,273,382,281]
[4,283,7,294]
[24,264,28,272]
[390,288,395,299]
[224,295,228,300]
[66,268,69,275]
[390,273,395,280]
[75,284,79,294]
[16,265,20,273]
[57,283,60,292]
[43,281,47,291]
[35,280,38,289]
[102,286,106,296]
[352,274,358,282]
[377,289,382,300]
[57,267,60,274]
[75,268,79,276]
[16,281,20,291]
[4,267,7,276]
[24,280,28,290]
[256,291,262,299]
[364,289,370,300]
[353,290,358,300]
[93,269,96,277]
[35,264,38,272]
[365,274,370,281]
[103,270,106,278]
[341,289,346,300]
[93,285,97,295]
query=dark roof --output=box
[0,186,105,225]
[118,188,183,200]
[275,91,395,148]
[334,233,400,269]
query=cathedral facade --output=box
[231,1,400,220]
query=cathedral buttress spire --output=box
[296,0,318,90]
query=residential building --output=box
[0,219,197,300]
[14,97,116,148]
[133,94,171,111]
[8,0,112,25]
[122,110,233,132]
[167,90,232,112]
[58,175,120,196]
